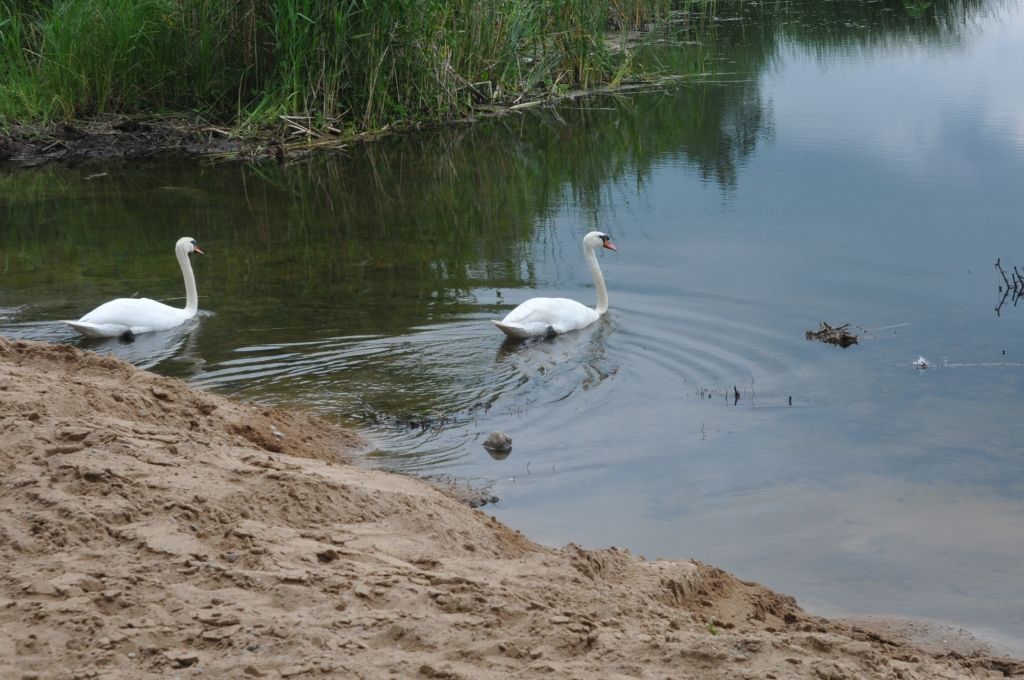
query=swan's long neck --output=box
[585,243,609,315]
[177,247,199,316]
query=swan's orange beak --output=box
[602,240,618,252]
[193,245,205,255]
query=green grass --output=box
[0,0,683,130]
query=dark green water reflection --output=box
[3,0,1024,652]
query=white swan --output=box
[493,231,617,340]
[64,236,204,339]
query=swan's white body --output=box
[493,231,617,340]
[64,236,204,338]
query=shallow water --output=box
[3,0,1024,652]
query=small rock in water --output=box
[913,356,929,369]
[483,431,512,454]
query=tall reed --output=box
[0,0,682,129]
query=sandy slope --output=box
[1,337,1021,679]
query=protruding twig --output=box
[996,258,1012,289]
[996,287,1009,317]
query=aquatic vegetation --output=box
[0,0,686,129]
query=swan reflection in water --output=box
[76,315,207,372]
[494,315,618,399]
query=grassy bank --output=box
[0,0,700,132]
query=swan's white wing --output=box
[494,297,599,338]
[69,297,191,336]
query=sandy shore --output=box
[1,336,1021,679]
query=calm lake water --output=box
[3,0,1024,653]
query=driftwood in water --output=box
[805,321,858,348]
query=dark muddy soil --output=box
[0,117,259,168]
[0,83,677,170]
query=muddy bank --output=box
[0,84,675,170]
[0,114,493,168]
[0,112,513,169]
[0,118,255,168]
[1,336,1021,679]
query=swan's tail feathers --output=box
[492,320,528,339]
[63,320,125,338]
[492,319,555,340]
